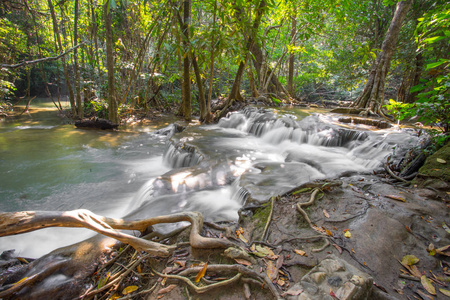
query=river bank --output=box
[0,104,449,299]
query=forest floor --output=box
[80,174,449,300]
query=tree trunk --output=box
[192,52,206,122]
[287,12,296,96]
[182,0,191,121]
[250,42,289,97]
[206,0,217,124]
[48,0,76,116]
[406,52,423,103]
[216,0,266,120]
[353,0,412,113]
[104,1,119,124]
[73,0,83,118]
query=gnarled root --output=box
[296,188,330,252]
[0,210,234,256]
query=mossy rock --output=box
[415,143,450,189]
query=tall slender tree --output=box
[48,0,76,116]
[353,0,412,114]
[104,0,119,123]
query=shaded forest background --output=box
[0,0,448,131]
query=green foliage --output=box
[84,98,108,118]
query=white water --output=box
[0,107,421,258]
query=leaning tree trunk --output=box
[352,0,412,113]
[73,0,83,119]
[182,0,191,121]
[104,1,119,124]
[48,0,76,116]
[216,0,266,120]
[287,12,297,96]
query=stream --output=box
[0,104,421,258]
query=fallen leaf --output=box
[351,248,356,254]
[277,279,286,286]
[17,257,29,264]
[281,289,303,296]
[174,260,186,268]
[402,255,420,266]
[439,288,450,296]
[427,244,436,256]
[344,231,351,238]
[234,258,252,266]
[323,209,330,218]
[409,265,422,278]
[266,260,278,281]
[417,289,434,300]
[157,284,177,295]
[442,222,450,234]
[421,275,436,295]
[436,245,450,256]
[137,264,142,274]
[292,188,311,195]
[276,255,284,269]
[294,249,307,256]
[195,263,208,283]
[109,293,121,300]
[13,277,28,286]
[253,245,271,258]
[405,226,413,233]
[386,195,406,202]
[326,229,333,237]
[332,244,342,254]
[330,288,339,300]
[436,158,447,164]
[97,272,111,289]
[238,233,248,244]
[122,285,139,295]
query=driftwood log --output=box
[0,210,234,256]
[74,118,119,130]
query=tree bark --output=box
[287,12,297,96]
[104,1,119,124]
[48,0,76,116]
[216,0,266,120]
[73,0,83,118]
[182,0,191,121]
[206,0,217,123]
[353,0,412,113]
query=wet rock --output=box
[154,123,185,137]
[74,118,119,130]
[290,255,373,300]
[330,107,364,115]
[338,116,392,129]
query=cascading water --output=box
[0,106,422,258]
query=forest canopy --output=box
[0,0,448,130]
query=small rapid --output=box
[0,106,422,257]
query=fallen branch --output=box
[296,188,330,252]
[177,264,282,299]
[261,196,276,241]
[385,163,409,184]
[0,209,234,256]
[151,267,242,294]
[0,260,67,298]
[1,43,85,69]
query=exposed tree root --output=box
[295,188,330,252]
[385,163,410,184]
[0,260,67,298]
[151,266,242,294]
[0,210,234,256]
[176,264,282,299]
[261,196,276,241]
